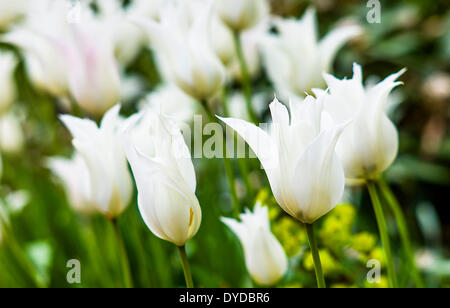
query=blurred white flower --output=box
[120,73,146,103]
[136,0,226,100]
[60,105,133,219]
[315,63,405,182]
[124,109,201,246]
[47,154,95,215]
[217,0,270,32]
[260,8,361,101]
[0,51,17,114]
[138,84,198,125]
[0,110,25,154]
[219,96,346,224]
[96,0,147,66]
[222,203,288,286]
[4,2,121,116]
[0,189,29,244]
[127,0,166,21]
[3,1,70,97]
[65,15,121,116]
[227,91,267,121]
[0,0,27,30]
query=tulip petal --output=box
[292,126,346,223]
[319,25,362,72]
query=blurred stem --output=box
[305,223,326,288]
[367,181,398,288]
[233,31,257,125]
[3,229,43,287]
[111,219,133,288]
[177,245,193,288]
[200,99,240,218]
[377,178,424,288]
[222,86,255,206]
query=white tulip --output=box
[136,0,226,100]
[0,111,24,154]
[47,154,95,215]
[316,63,405,182]
[3,1,70,97]
[138,84,198,125]
[217,0,270,32]
[0,51,17,114]
[65,16,121,116]
[219,96,347,224]
[260,8,361,101]
[222,203,288,286]
[60,105,133,219]
[123,109,201,246]
[96,0,147,66]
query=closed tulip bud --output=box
[124,109,202,246]
[219,96,347,224]
[136,1,226,100]
[317,63,405,183]
[260,8,361,101]
[217,0,270,32]
[222,203,288,286]
[66,17,121,116]
[0,111,24,154]
[47,154,95,215]
[0,51,17,114]
[60,105,133,219]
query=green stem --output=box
[177,245,194,288]
[377,178,424,288]
[233,31,257,124]
[367,181,398,288]
[305,223,326,288]
[111,219,133,288]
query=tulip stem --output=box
[177,245,194,288]
[305,223,326,288]
[367,181,398,288]
[233,31,258,125]
[111,219,133,288]
[377,178,424,288]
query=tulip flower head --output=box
[3,1,71,97]
[316,63,406,183]
[219,96,347,224]
[0,51,17,114]
[222,203,288,286]
[217,0,270,32]
[260,8,361,101]
[60,105,133,219]
[47,154,95,215]
[136,0,226,101]
[0,110,24,155]
[124,108,202,246]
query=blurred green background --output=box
[0,0,449,288]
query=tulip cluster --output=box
[0,0,423,289]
